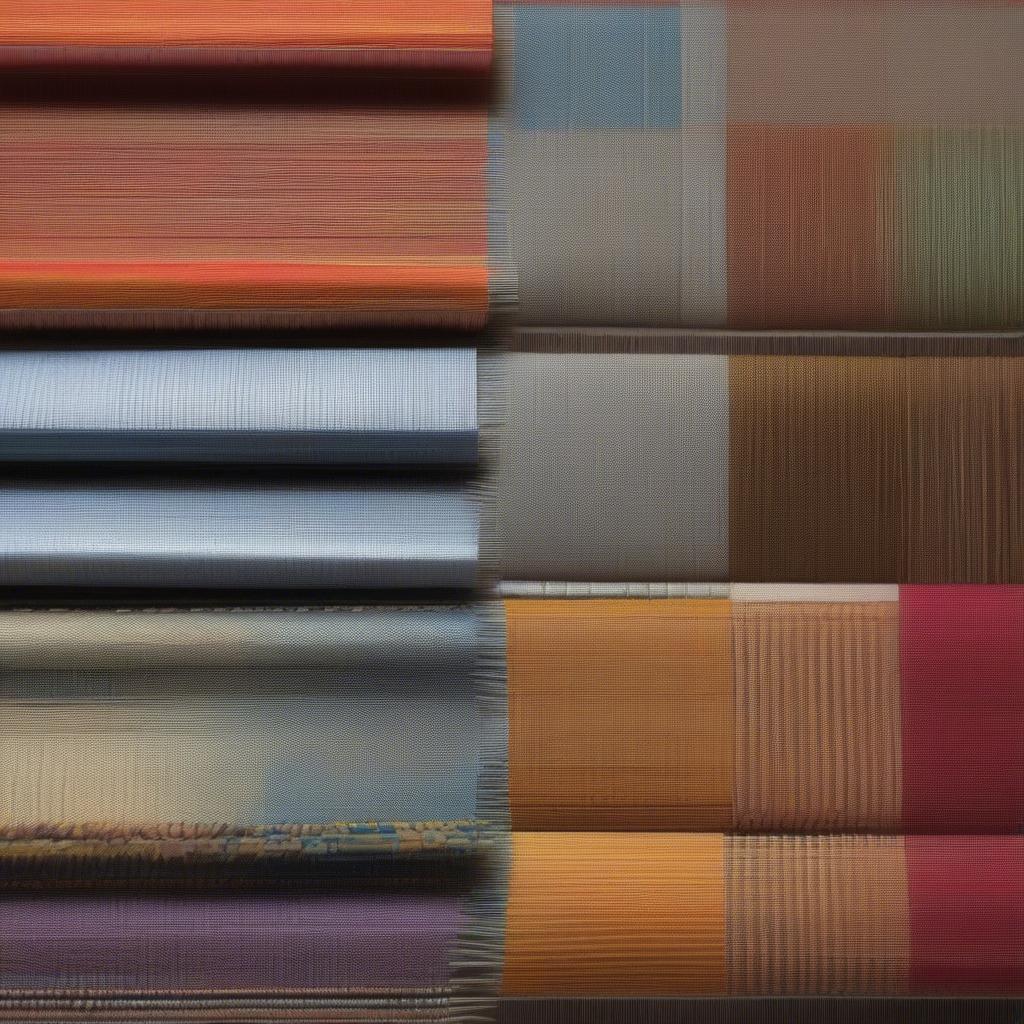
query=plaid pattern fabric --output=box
[502,1,1024,328]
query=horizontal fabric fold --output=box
[0,482,477,589]
[0,607,486,846]
[0,104,491,328]
[0,348,477,464]
[0,0,492,72]
[0,891,466,1022]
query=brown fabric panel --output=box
[729,356,904,581]
[732,601,902,832]
[503,832,727,996]
[506,599,734,830]
[726,836,910,996]
[509,329,1024,358]
[905,358,1024,583]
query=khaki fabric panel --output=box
[727,5,885,122]
[728,356,904,581]
[498,352,729,582]
[506,599,734,830]
[905,358,1024,583]
[732,601,902,832]
[507,130,727,327]
[503,832,727,996]
[885,6,1024,124]
[726,836,910,995]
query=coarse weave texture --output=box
[501,1,1024,329]
[0,480,477,590]
[504,587,1023,833]
[0,890,468,1022]
[0,348,478,464]
[498,344,1024,583]
[0,1,492,71]
[500,834,1024,997]
[0,99,493,328]
[0,608,487,854]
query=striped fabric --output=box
[502,1,1024,329]
[0,81,498,328]
[501,834,1024,996]
[0,1,493,71]
[498,342,1024,583]
[505,588,1024,833]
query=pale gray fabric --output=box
[507,130,726,326]
[497,352,729,581]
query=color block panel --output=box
[726,124,888,328]
[726,837,910,995]
[508,129,726,325]
[511,6,681,129]
[892,128,1024,329]
[728,356,903,582]
[907,837,1024,994]
[732,601,902,833]
[727,4,885,121]
[904,358,1024,583]
[900,586,1024,833]
[507,599,734,830]
[499,352,729,581]
[504,832,727,995]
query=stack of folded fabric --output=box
[0,1,1021,1023]
[0,9,507,1022]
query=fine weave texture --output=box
[503,587,1022,833]
[0,1,493,71]
[0,348,478,464]
[0,481,477,590]
[500,834,1024,997]
[498,345,1024,583]
[0,101,493,328]
[501,1,1024,329]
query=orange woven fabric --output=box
[503,832,727,996]
[0,1,492,70]
[506,599,733,830]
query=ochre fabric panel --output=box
[503,832,727,996]
[732,601,902,832]
[726,836,910,995]
[506,599,733,830]
[904,358,1024,583]
[0,1,493,70]
[728,355,904,582]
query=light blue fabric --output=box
[0,348,477,464]
[0,482,477,589]
[512,5,682,129]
